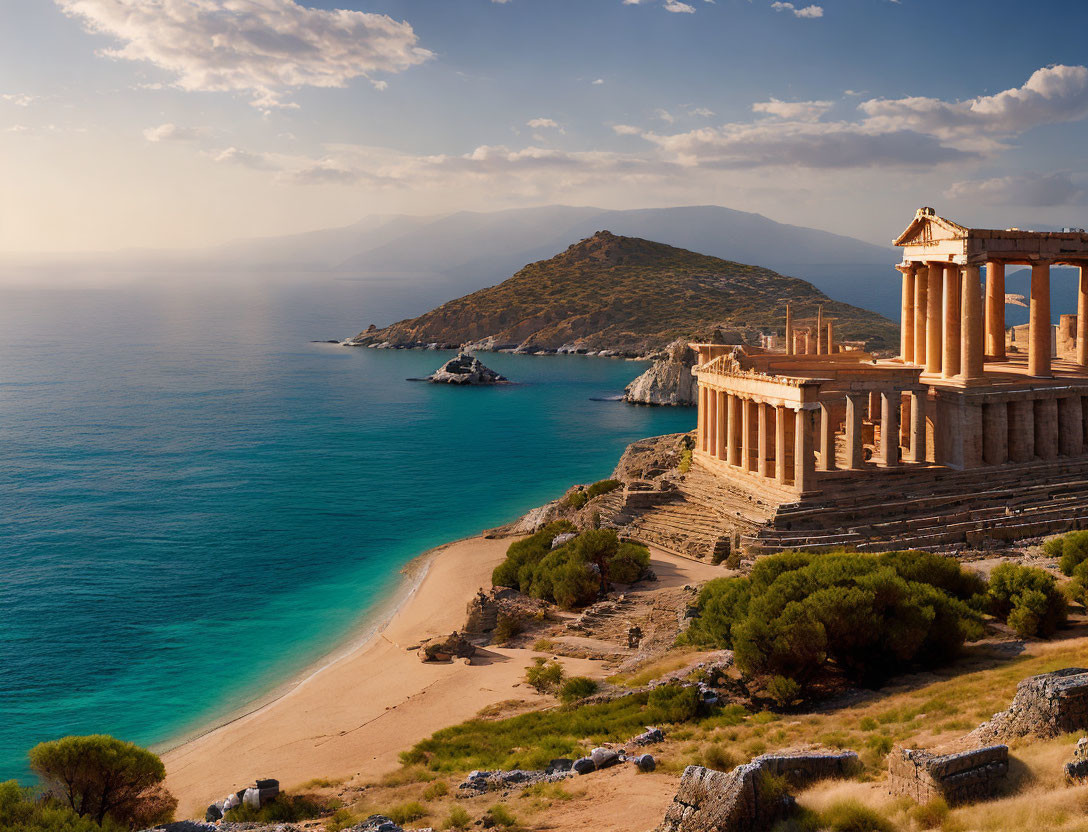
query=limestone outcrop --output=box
[887,746,1009,806]
[623,339,698,406]
[656,751,859,832]
[427,351,507,385]
[970,667,1088,744]
[416,631,476,662]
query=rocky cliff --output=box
[348,231,897,356]
[623,339,698,406]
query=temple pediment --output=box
[894,207,968,247]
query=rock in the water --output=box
[623,339,697,406]
[427,350,508,385]
[417,631,476,662]
[573,757,597,775]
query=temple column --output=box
[698,386,707,452]
[818,402,836,471]
[982,402,1009,466]
[1079,267,1088,367]
[816,307,824,355]
[1008,399,1035,462]
[914,265,928,366]
[907,390,927,463]
[901,266,916,362]
[801,331,810,355]
[741,397,752,472]
[1029,262,1053,378]
[961,265,985,382]
[794,407,816,494]
[1059,396,1084,457]
[716,391,727,460]
[707,386,718,457]
[942,264,961,378]
[785,304,794,356]
[727,394,741,466]
[878,390,900,467]
[775,405,788,485]
[926,262,943,374]
[757,402,769,477]
[985,261,1006,361]
[827,321,835,355]
[1035,399,1059,459]
[845,394,865,469]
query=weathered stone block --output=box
[887,745,1008,806]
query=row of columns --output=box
[827,389,926,471]
[698,388,817,493]
[978,395,1088,466]
[900,262,985,381]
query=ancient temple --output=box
[685,208,1088,553]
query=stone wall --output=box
[656,751,859,832]
[970,668,1088,744]
[887,746,1008,806]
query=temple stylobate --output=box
[690,208,1088,518]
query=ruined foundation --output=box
[887,746,1009,806]
[971,668,1088,744]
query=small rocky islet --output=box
[417,350,509,385]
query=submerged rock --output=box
[427,350,508,385]
[623,339,697,406]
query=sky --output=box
[2,0,1088,253]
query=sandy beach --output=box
[163,534,721,817]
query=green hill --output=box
[350,231,898,355]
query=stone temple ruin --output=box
[682,208,1088,555]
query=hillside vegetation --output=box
[351,231,898,355]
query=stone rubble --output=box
[970,667,1088,743]
[1065,736,1088,781]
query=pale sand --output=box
[163,535,722,817]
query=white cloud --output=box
[592,79,605,85]
[664,1,696,12]
[752,98,833,121]
[209,146,278,170]
[55,0,432,110]
[1,93,37,107]
[946,172,1087,207]
[689,107,715,118]
[859,64,1088,141]
[142,123,208,142]
[771,2,824,18]
[612,124,643,135]
[527,117,560,129]
[655,109,676,124]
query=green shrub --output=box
[326,808,357,832]
[910,797,950,829]
[526,658,565,693]
[647,684,700,723]
[678,448,693,474]
[422,781,449,800]
[224,793,323,824]
[385,801,426,825]
[558,676,599,703]
[493,527,649,608]
[486,804,517,828]
[1053,530,1088,575]
[818,800,895,832]
[445,805,472,829]
[1070,560,1088,607]
[585,479,622,500]
[28,735,176,829]
[0,781,109,832]
[701,743,738,771]
[682,551,984,690]
[987,563,1067,638]
[567,490,589,510]
[493,614,524,645]
[766,676,802,708]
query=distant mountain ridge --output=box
[349,230,898,355]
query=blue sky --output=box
[2,0,1088,252]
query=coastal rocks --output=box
[426,351,508,385]
[887,746,1009,806]
[970,667,1088,744]
[623,339,697,406]
[417,631,476,662]
[656,752,860,832]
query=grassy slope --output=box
[355,231,898,354]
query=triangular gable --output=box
[893,208,969,247]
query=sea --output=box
[0,269,694,781]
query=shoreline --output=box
[153,535,470,759]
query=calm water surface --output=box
[0,271,693,780]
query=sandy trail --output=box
[163,536,719,817]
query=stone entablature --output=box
[887,745,1009,806]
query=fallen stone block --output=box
[887,745,1009,806]
[971,668,1088,744]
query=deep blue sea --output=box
[0,270,694,781]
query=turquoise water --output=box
[0,272,694,781]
